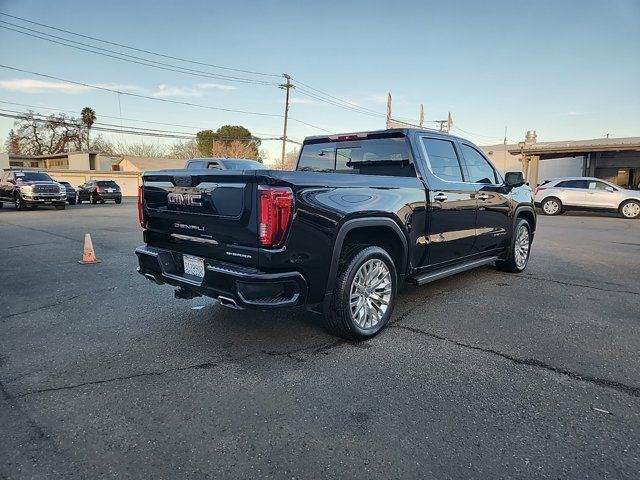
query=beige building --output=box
[116,156,186,172]
[1,152,185,196]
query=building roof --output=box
[508,137,640,155]
[118,156,186,170]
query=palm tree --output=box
[81,107,96,151]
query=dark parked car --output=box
[77,180,122,204]
[56,181,77,205]
[136,128,536,340]
[185,158,267,170]
[0,170,66,210]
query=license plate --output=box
[183,255,205,278]
[44,201,51,204]
[106,188,114,193]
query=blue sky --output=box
[0,0,638,163]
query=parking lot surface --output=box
[1,200,639,479]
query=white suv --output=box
[534,177,640,219]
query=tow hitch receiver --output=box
[175,286,202,300]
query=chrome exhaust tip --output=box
[217,296,243,310]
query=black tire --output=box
[115,198,122,204]
[496,218,532,273]
[55,204,65,210]
[100,199,106,204]
[29,205,38,209]
[325,244,398,340]
[540,197,562,216]
[77,197,82,204]
[68,198,76,205]
[619,200,640,219]
[14,195,26,211]
[0,202,3,209]
[91,193,98,204]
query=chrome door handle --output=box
[477,193,489,201]
[433,192,448,202]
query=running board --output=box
[408,256,498,286]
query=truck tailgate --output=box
[142,169,259,267]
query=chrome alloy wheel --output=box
[622,202,640,219]
[543,199,559,215]
[349,259,393,329]
[514,225,531,269]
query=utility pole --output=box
[386,93,392,129]
[279,74,293,169]
[419,104,424,128]
[447,112,453,133]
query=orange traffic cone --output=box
[78,233,101,264]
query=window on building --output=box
[459,143,498,184]
[421,138,464,182]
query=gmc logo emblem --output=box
[167,192,203,206]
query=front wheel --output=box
[541,197,562,216]
[55,204,66,210]
[496,218,532,273]
[14,195,26,211]
[325,245,397,340]
[115,198,122,204]
[620,200,640,219]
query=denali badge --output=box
[167,192,202,206]
[173,222,205,232]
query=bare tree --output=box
[9,111,84,155]
[169,140,200,159]
[211,140,260,159]
[113,140,167,157]
[282,148,299,170]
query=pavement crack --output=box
[390,324,640,398]
[519,274,640,296]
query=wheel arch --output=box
[325,217,408,298]
[514,205,536,233]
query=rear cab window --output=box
[297,134,414,177]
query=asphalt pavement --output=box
[1,199,639,479]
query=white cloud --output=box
[566,111,586,116]
[198,83,237,91]
[151,84,204,98]
[0,78,144,94]
[0,78,88,94]
[289,97,315,105]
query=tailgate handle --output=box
[173,175,192,187]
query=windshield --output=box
[224,160,266,170]
[15,171,53,182]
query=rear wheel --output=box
[620,200,640,219]
[496,218,532,273]
[325,245,397,340]
[68,198,76,205]
[0,202,3,208]
[115,198,122,204]
[541,197,562,216]
[91,193,98,204]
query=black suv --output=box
[77,180,122,204]
[56,181,77,205]
[0,170,67,210]
[136,128,536,340]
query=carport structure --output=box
[509,137,640,188]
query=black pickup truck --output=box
[136,128,535,339]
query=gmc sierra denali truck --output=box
[136,128,535,340]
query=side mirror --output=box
[605,186,614,192]
[505,171,525,187]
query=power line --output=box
[0,11,282,78]
[0,22,277,86]
[0,64,283,118]
[0,109,299,143]
[293,78,385,116]
[0,100,284,137]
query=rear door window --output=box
[421,138,464,182]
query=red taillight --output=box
[258,186,293,248]
[137,185,144,228]
[534,186,546,195]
